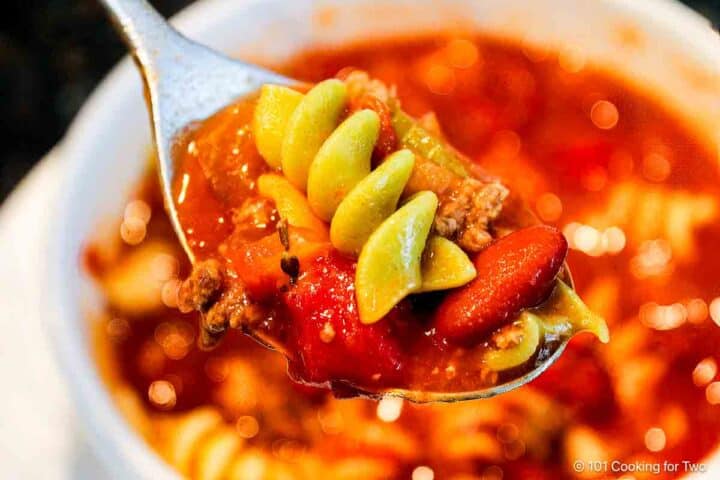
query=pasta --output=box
[256,174,327,235]
[483,312,542,371]
[253,85,304,169]
[417,235,478,293]
[151,405,405,480]
[330,149,415,255]
[157,407,228,478]
[252,81,477,324]
[355,191,438,324]
[280,79,348,190]
[101,240,179,315]
[536,281,609,343]
[481,280,607,371]
[306,109,379,221]
[89,35,720,480]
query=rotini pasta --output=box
[225,449,295,480]
[253,85,304,169]
[417,235,478,293]
[483,312,542,372]
[256,174,327,236]
[482,280,607,371]
[158,407,226,477]
[194,426,243,480]
[101,240,179,315]
[156,408,297,480]
[330,149,415,255]
[251,80,477,324]
[280,79,348,190]
[306,109,379,221]
[151,405,407,480]
[355,191,438,324]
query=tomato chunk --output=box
[282,252,405,387]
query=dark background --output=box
[1,0,718,202]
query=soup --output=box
[88,35,720,479]
[167,63,606,398]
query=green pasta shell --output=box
[417,236,476,292]
[307,109,380,221]
[252,85,304,169]
[330,149,415,254]
[483,312,542,371]
[356,191,438,324]
[281,79,348,190]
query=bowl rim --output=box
[45,0,720,478]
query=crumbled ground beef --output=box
[341,70,394,103]
[177,259,224,313]
[200,282,264,350]
[178,258,262,350]
[435,178,509,252]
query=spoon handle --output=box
[97,0,290,264]
[97,0,175,66]
[97,0,289,150]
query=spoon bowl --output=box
[365,339,569,403]
[100,0,577,402]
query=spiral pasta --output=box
[152,405,405,480]
[481,280,609,371]
[251,80,477,324]
[307,108,379,221]
[330,149,415,255]
[157,407,230,479]
[156,408,293,480]
[251,77,604,344]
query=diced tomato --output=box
[282,252,405,387]
[227,227,330,301]
[229,233,286,300]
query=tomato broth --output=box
[89,36,720,479]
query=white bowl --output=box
[46,0,720,478]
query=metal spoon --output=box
[99,0,580,402]
[99,0,291,263]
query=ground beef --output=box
[340,69,393,103]
[435,178,509,252]
[200,282,263,350]
[338,70,509,250]
[177,259,224,313]
[178,258,262,350]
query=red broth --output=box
[90,36,720,479]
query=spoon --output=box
[99,0,291,264]
[99,0,578,402]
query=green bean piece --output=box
[392,110,468,178]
